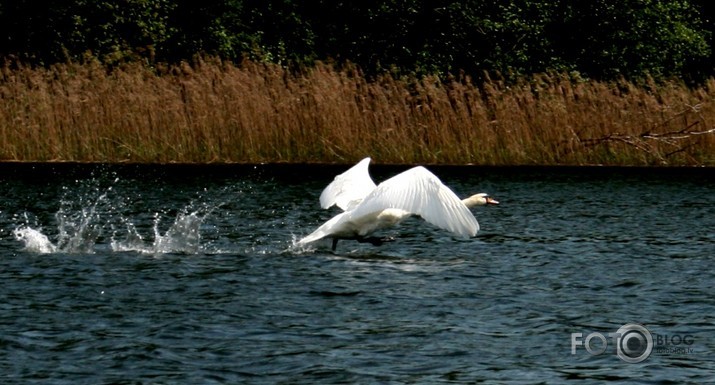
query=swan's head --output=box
[463,193,499,208]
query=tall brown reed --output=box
[1,57,713,165]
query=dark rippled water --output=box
[0,163,713,384]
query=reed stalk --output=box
[1,58,713,165]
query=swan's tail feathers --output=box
[296,212,346,247]
[296,229,328,246]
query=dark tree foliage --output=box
[549,0,712,82]
[0,0,711,82]
[0,0,174,64]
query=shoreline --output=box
[2,160,713,179]
[3,158,715,168]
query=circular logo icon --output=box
[615,323,653,363]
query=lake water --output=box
[0,163,713,384]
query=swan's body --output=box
[297,158,498,250]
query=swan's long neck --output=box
[462,197,482,208]
[462,194,499,208]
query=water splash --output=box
[288,234,317,254]
[111,210,208,254]
[54,191,109,253]
[13,179,219,255]
[12,181,115,254]
[155,211,203,254]
[13,227,57,253]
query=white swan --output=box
[297,157,498,250]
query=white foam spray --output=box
[13,179,218,255]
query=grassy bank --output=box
[1,58,714,165]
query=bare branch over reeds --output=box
[1,58,713,165]
[576,104,715,165]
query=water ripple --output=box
[0,165,713,383]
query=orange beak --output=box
[486,197,499,205]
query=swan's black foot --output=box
[358,236,396,246]
[331,236,396,251]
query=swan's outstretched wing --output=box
[348,166,479,237]
[319,157,377,211]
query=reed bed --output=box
[1,58,713,165]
